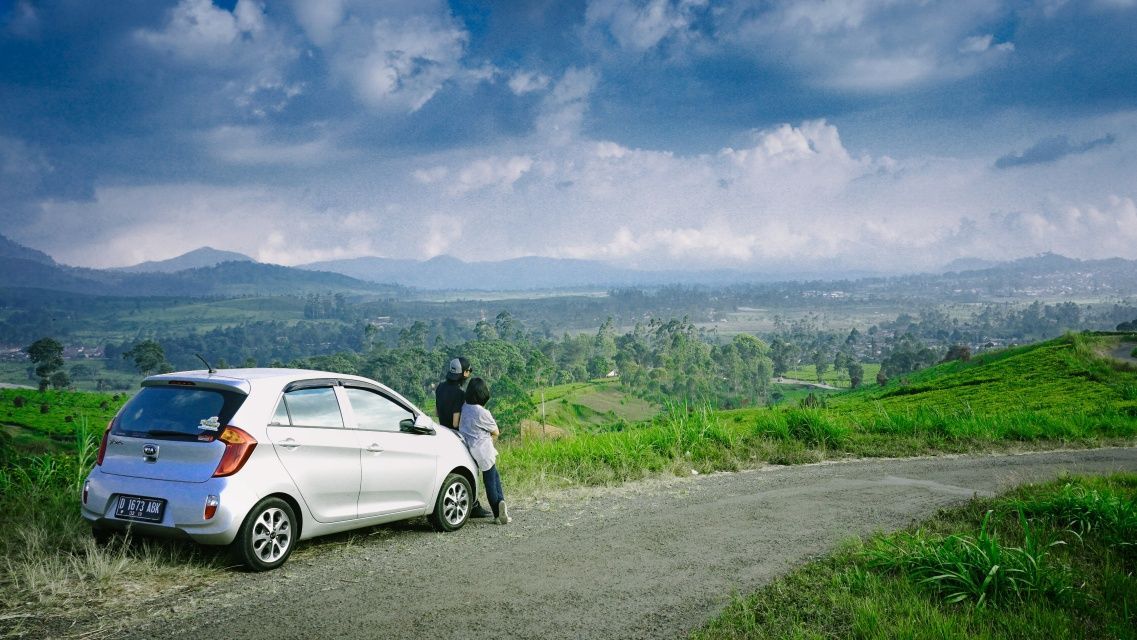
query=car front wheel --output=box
[428,473,471,532]
[232,497,296,571]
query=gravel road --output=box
[123,448,1137,640]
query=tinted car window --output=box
[282,387,344,428]
[115,386,245,439]
[346,388,413,432]
[270,398,290,425]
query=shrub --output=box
[40,403,50,414]
[13,395,26,408]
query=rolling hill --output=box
[115,247,254,273]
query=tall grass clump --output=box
[781,407,850,448]
[866,510,1073,608]
[1009,481,1137,555]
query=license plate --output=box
[114,495,166,523]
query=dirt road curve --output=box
[126,448,1136,640]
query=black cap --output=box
[446,357,471,381]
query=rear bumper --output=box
[81,468,261,545]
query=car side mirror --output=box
[400,414,435,435]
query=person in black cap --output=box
[435,357,471,430]
[435,356,493,518]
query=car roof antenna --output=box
[195,353,216,374]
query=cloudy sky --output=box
[1,0,1135,273]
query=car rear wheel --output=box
[428,473,471,532]
[232,497,296,571]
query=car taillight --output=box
[204,495,219,520]
[95,420,112,466]
[213,426,257,477]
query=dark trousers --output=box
[482,465,505,517]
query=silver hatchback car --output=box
[81,368,480,570]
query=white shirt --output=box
[458,403,499,472]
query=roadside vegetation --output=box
[692,473,1137,639]
[2,332,1134,635]
[503,333,1137,492]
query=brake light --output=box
[96,420,112,466]
[213,426,257,477]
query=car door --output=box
[343,385,439,517]
[266,383,360,523]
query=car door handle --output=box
[365,443,384,453]
[279,438,300,450]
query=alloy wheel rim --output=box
[251,507,291,563]
[442,482,469,526]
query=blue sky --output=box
[1,0,1135,273]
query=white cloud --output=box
[293,1,473,112]
[289,0,345,47]
[451,156,534,194]
[508,71,550,95]
[714,0,1012,91]
[585,0,708,52]
[959,34,1014,54]
[537,68,598,144]
[422,214,464,257]
[134,0,302,114]
[135,0,266,63]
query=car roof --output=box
[145,368,382,393]
[142,368,416,407]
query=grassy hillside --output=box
[0,388,124,454]
[503,333,1137,491]
[530,379,659,433]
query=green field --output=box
[530,378,660,433]
[0,388,124,454]
[783,362,883,387]
[0,359,142,392]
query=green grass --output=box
[529,379,660,433]
[692,473,1137,639]
[503,334,1137,490]
[0,388,124,448]
[0,420,227,632]
[783,362,882,387]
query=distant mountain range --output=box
[3,234,1137,298]
[297,255,769,290]
[0,235,399,297]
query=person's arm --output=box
[452,411,461,428]
[485,411,499,441]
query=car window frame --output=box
[277,384,346,429]
[340,382,419,433]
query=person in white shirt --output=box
[458,378,511,524]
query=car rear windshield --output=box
[114,386,246,440]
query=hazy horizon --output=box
[2,1,1135,273]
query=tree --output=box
[124,339,172,376]
[26,337,64,391]
[847,362,864,389]
[812,348,829,383]
[941,345,971,363]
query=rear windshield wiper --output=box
[121,429,204,439]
